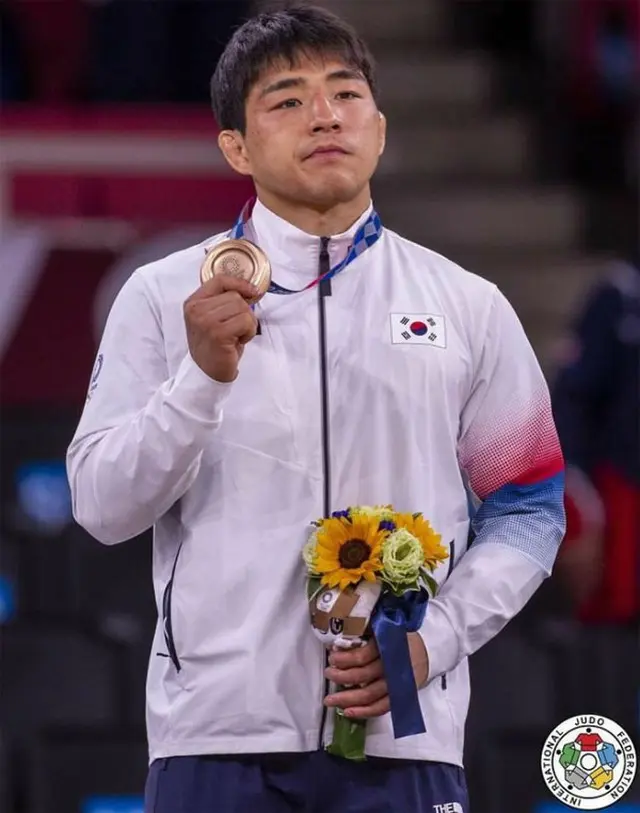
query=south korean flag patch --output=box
[390,313,446,347]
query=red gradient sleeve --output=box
[458,288,565,501]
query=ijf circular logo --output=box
[541,715,637,809]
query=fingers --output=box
[340,694,391,720]
[185,290,257,342]
[215,313,258,346]
[324,643,390,720]
[185,290,252,322]
[222,313,258,344]
[189,274,259,303]
[325,657,384,688]
[325,678,389,716]
[186,303,257,344]
[328,639,379,671]
[200,295,252,325]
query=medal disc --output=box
[200,239,271,304]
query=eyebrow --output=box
[259,68,366,99]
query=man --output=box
[553,254,639,623]
[67,6,565,812]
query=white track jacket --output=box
[67,199,565,767]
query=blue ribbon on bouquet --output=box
[370,589,429,739]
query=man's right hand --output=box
[184,276,259,383]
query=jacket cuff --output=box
[170,353,234,424]
[417,600,460,683]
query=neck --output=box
[254,186,372,237]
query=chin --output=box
[303,178,365,209]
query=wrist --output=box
[190,352,238,385]
[207,368,238,384]
[408,631,429,688]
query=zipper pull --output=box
[319,236,331,297]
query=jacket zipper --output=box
[317,237,332,748]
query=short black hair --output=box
[210,4,378,133]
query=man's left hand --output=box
[324,633,429,720]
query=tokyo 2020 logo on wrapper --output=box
[541,715,637,809]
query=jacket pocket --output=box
[161,544,183,673]
[447,537,456,578]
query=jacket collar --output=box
[249,197,374,286]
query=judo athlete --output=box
[67,6,565,811]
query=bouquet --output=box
[303,505,449,761]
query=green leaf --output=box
[306,576,323,601]
[422,573,438,597]
[379,574,420,596]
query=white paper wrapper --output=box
[310,580,382,649]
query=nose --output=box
[309,92,341,133]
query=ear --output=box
[217,130,252,176]
[377,111,387,157]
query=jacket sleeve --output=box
[418,287,566,681]
[66,270,232,545]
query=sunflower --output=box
[315,515,387,591]
[393,513,449,571]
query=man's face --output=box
[219,54,386,209]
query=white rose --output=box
[350,505,394,521]
[303,534,320,575]
[381,529,424,591]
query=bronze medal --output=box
[200,239,271,305]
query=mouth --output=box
[305,145,350,160]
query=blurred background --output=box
[0,0,638,811]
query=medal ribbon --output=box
[229,197,383,295]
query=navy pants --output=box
[144,751,469,813]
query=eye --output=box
[274,98,301,110]
[336,91,362,100]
